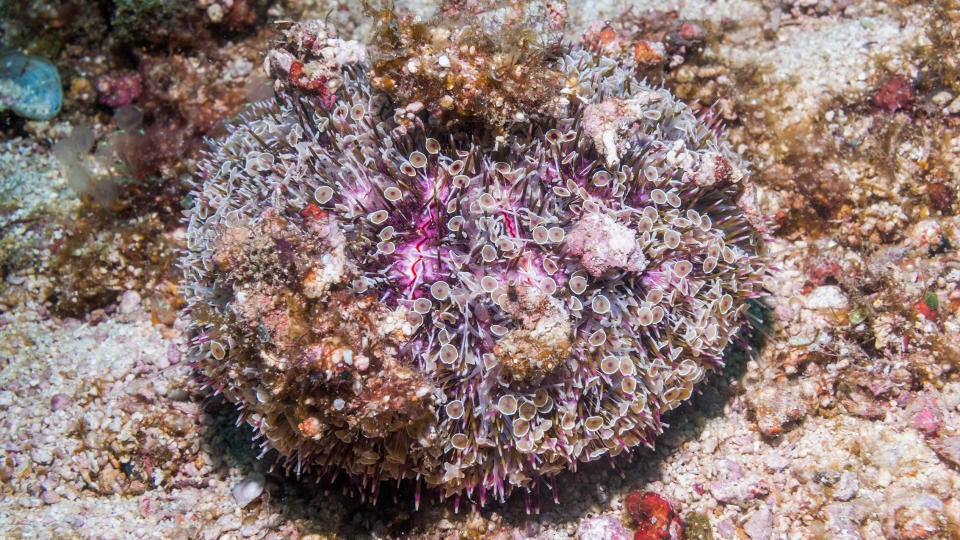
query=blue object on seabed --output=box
[0,47,62,120]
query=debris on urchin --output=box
[180,18,768,508]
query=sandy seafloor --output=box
[2,0,960,538]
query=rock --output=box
[762,452,791,471]
[50,393,71,412]
[883,491,945,539]
[0,49,62,120]
[119,290,142,315]
[947,95,960,115]
[832,471,859,501]
[31,447,53,465]
[822,503,864,540]
[575,515,630,540]
[743,505,772,540]
[927,435,960,468]
[709,472,769,504]
[805,285,848,310]
[40,491,61,505]
[232,473,265,508]
[747,384,809,437]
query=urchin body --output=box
[181,48,766,505]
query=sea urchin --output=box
[180,42,767,507]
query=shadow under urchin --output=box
[178,44,770,513]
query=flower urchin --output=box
[181,45,767,507]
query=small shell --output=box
[674,260,693,277]
[663,230,681,249]
[513,418,530,437]
[540,277,557,294]
[592,170,612,186]
[448,215,465,231]
[719,294,734,313]
[479,193,497,211]
[569,275,588,295]
[452,173,469,188]
[210,341,227,360]
[439,344,459,364]
[482,353,498,369]
[666,191,681,208]
[490,324,509,337]
[646,289,663,304]
[637,307,654,326]
[445,400,465,419]
[533,389,549,408]
[545,129,562,144]
[532,225,550,244]
[621,376,637,394]
[314,186,334,204]
[547,227,566,243]
[425,138,441,154]
[600,356,620,375]
[413,298,433,314]
[651,189,668,205]
[515,437,534,452]
[448,160,465,175]
[368,210,389,224]
[400,162,417,176]
[592,294,611,314]
[588,329,606,347]
[518,400,537,421]
[702,256,718,273]
[584,416,604,431]
[430,281,450,300]
[542,258,558,274]
[481,244,498,262]
[409,151,428,168]
[451,433,469,450]
[350,104,365,120]
[498,394,518,415]
[637,217,654,233]
[700,214,713,231]
[377,240,396,255]
[480,276,499,292]
[384,186,403,202]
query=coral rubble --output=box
[181,17,767,505]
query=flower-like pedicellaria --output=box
[181,47,767,506]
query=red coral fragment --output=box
[288,61,337,109]
[624,491,686,540]
[872,75,915,112]
[913,300,937,322]
[300,203,327,221]
[807,258,842,286]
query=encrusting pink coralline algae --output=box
[179,17,768,509]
